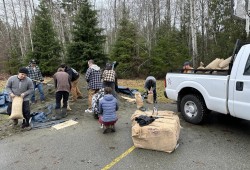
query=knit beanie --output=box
[19,67,29,75]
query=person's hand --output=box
[20,93,25,98]
[10,93,15,98]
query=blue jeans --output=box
[31,82,45,102]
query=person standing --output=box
[102,63,116,97]
[60,64,83,102]
[99,87,119,134]
[53,68,71,119]
[26,59,45,103]
[144,76,157,103]
[85,59,102,113]
[5,67,34,129]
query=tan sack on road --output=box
[9,96,24,119]
[131,110,180,153]
[135,92,144,109]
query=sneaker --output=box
[85,109,93,113]
[22,126,32,131]
[103,127,111,134]
[13,119,18,125]
[111,126,116,132]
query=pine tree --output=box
[151,22,190,77]
[110,10,147,78]
[66,0,106,72]
[27,0,62,75]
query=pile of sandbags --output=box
[131,110,180,153]
[202,56,231,70]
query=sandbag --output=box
[9,96,24,119]
[134,92,144,109]
[219,56,231,68]
[146,93,153,104]
[205,58,221,69]
[131,110,180,153]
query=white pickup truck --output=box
[164,40,250,124]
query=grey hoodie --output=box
[5,75,34,101]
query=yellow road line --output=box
[101,146,136,170]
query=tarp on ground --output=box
[118,86,139,97]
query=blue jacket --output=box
[99,94,118,122]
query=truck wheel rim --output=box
[184,101,198,118]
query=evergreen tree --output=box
[110,10,147,78]
[206,0,246,64]
[7,28,23,74]
[151,22,190,77]
[66,0,106,72]
[27,0,62,75]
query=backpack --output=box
[71,68,79,81]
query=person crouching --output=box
[99,87,119,134]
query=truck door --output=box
[230,53,250,120]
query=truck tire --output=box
[180,94,207,124]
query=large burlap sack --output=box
[146,93,153,104]
[219,56,231,68]
[131,110,180,153]
[135,92,144,109]
[9,96,24,119]
[205,58,221,69]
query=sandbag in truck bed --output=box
[131,110,180,153]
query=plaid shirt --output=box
[26,65,44,82]
[102,70,116,82]
[85,67,102,90]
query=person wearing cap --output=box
[5,67,34,129]
[102,63,117,98]
[144,76,157,103]
[26,59,45,103]
[85,59,102,113]
[182,61,194,73]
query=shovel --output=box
[31,79,54,87]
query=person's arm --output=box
[37,67,44,81]
[144,80,149,91]
[53,75,57,89]
[85,68,91,82]
[68,76,72,90]
[5,77,15,97]
[115,101,119,111]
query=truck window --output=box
[244,54,250,75]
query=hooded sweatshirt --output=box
[99,94,119,122]
[85,64,102,90]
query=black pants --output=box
[7,100,30,126]
[55,91,69,109]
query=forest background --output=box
[0,0,248,78]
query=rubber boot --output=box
[52,109,62,120]
[61,108,67,118]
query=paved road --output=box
[0,102,250,170]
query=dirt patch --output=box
[0,75,171,140]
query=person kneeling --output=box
[99,87,119,134]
